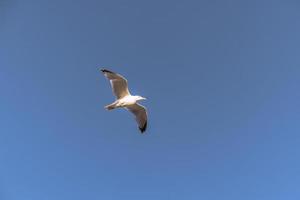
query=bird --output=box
[100,69,148,133]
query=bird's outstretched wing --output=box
[101,69,130,99]
[126,103,148,133]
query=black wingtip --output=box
[139,121,147,134]
[101,69,114,73]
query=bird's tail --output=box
[105,103,117,110]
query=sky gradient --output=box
[1,0,300,199]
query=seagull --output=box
[100,69,148,133]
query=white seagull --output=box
[100,69,148,133]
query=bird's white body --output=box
[107,95,145,109]
[117,95,142,106]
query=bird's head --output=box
[136,95,147,101]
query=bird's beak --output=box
[143,97,147,100]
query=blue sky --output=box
[1,0,300,199]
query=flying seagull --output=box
[100,69,148,133]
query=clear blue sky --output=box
[1,0,300,199]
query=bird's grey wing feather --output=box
[126,103,147,133]
[101,69,130,99]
